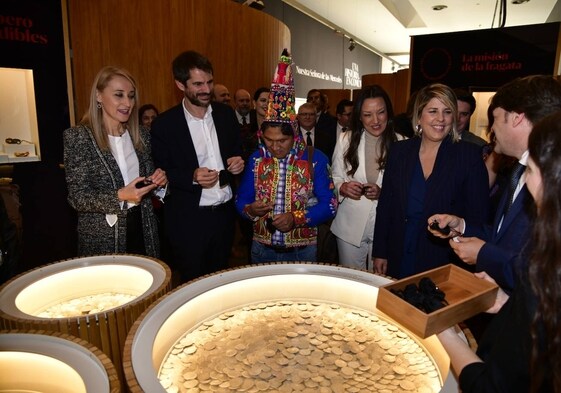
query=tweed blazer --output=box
[63,125,159,257]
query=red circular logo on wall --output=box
[420,48,452,81]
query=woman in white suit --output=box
[331,85,403,270]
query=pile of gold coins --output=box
[158,301,440,393]
[36,292,137,317]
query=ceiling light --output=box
[431,5,448,11]
[348,38,356,51]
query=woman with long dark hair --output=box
[330,85,402,270]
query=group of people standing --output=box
[62,47,561,391]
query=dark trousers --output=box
[126,205,146,255]
[166,201,235,284]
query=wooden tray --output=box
[376,264,498,338]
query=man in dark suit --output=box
[151,50,244,284]
[306,89,337,162]
[453,88,487,147]
[430,76,561,294]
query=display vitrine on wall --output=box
[0,67,41,163]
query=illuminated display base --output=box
[124,263,459,393]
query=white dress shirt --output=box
[183,100,232,206]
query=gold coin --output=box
[399,379,416,390]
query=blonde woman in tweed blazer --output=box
[63,66,167,257]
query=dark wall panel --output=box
[0,0,76,272]
[411,23,560,92]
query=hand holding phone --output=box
[135,178,153,189]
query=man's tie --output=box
[241,116,247,127]
[306,131,313,146]
[342,127,348,132]
[504,162,526,216]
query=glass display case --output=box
[0,67,41,163]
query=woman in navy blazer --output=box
[372,84,489,279]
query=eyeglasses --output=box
[5,138,33,144]
[266,217,277,234]
[298,113,315,117]
[341,112,352,117]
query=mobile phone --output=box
[219,170,229,187]
[429,220,451,235]
[135,179,153,189]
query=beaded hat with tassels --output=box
[258,49,304,164]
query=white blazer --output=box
[331,131,405,247]
[330,131,382,247]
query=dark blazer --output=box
[242,109,259,160]
[465,183,532,293]
[314,112,337,163]
[372,136,489,278]
[151,102,241,204]
[461,130,487,147]
[459,275,541,392]
[248,109,258,134]
[151,102,242,281]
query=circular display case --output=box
[124,263,458,392]
[0,330,120,393]
[0,254,172,383]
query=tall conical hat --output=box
[258,49,304,163]
[264,48,297,130]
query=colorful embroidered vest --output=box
[252,156,317,246]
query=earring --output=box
[97,102,102,109]
[416,124,422,134]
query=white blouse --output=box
[106,131,140,227]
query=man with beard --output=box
[151,50,244,284]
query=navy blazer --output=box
[150,102,242,212]
[465,184,533,293]
[372,136,489,278]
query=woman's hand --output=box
[363,183,381,200]
[474,271,509,313]
[148,168,167,187]
[340,181,364,200]
[427,214,464,238]
[373,258,387,275]
[118,176,157,204]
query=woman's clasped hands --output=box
[341,180,380,200]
